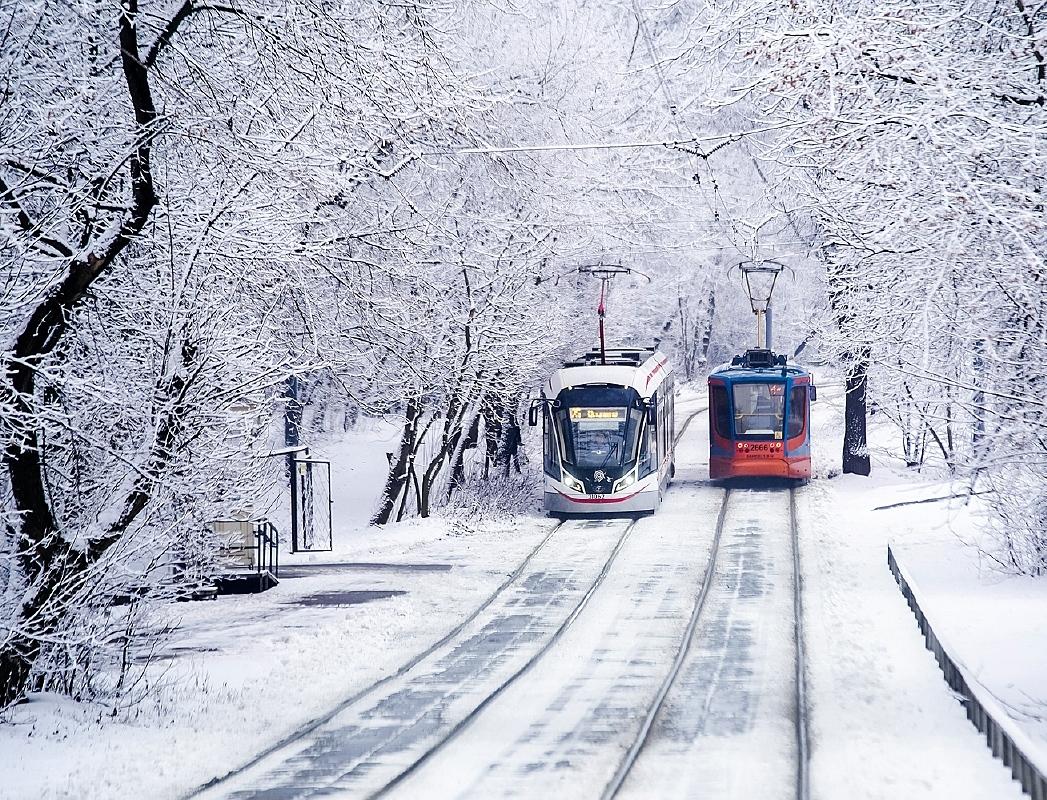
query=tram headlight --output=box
[560,468,585,493]
[613,468,638,493]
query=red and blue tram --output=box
[708,348,816,480]
[530,347,675,515]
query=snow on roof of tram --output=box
[561,346,656,368]
[547,347,672,398]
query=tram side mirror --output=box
[810,385,818,402]
[528,399,540,427]
[646,401,657,425]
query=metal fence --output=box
[291,457,333,552]
[888,545,1046,799]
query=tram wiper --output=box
[597,441,620,469]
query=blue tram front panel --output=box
[708,357,813,480]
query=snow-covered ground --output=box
[795,388,1025,798]
[0,383,1034,799]
[888,505,1047,780]
[0,419,555,799]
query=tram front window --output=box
[555,387,643,468]
[732,382,785,437]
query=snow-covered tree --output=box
[0,0,501,706]
[682,0,1047,563]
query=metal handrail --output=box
[254,520,279,578]
[212,517,280,579]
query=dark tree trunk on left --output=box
[0,0,165,708]
[843,348,872,476]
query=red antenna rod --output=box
[578,264,650,364]
[598,278,607,365]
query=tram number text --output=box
[588,493,606,500]
[744,443,779,456]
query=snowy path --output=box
[388,415,810,800]
[195,405,817,800]
[389,485,725,798]
[3,393,1027,799]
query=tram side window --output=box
[543,407,558,477]
[651,392,662,465]
[669,383,675,443]
[787,385,807,439]
[662,387,670,454]
[711,386,732,439]
[659,393,666,461]
[638,417,652,474]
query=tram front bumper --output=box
[544,488,659,515]
[710,455,811,480]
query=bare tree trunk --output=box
[482,397,501,480]
[448,411,479,496]
[419,397,469,517]
[371,399,420,525]
[496,408,523,477]
[695,289,716,374]
[843,348,872,476]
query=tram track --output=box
[191,516,639,800]
[185,519,567,799]
[601,486,732,798]
[374,402,718,798]
[674,404,707,444]
[369,517,639,799]
[605,483,811,800]
[790,486,811,800]
[190,399,723,800]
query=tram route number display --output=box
[569,408,626,422]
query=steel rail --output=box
[604,483,811,800]
[674,404,707,445]
[192,399,707,799]
[790,486,811,800]
[600,488,731,799]
[184,519,566,799]
[369,517,640,799]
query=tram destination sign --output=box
[569,407,626,422]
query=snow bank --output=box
[795,379,1025,799]
[889,522,1047,795]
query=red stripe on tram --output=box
[556,489,642,504]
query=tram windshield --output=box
[732,382,785,437]
[555,386,644,468]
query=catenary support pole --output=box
[766,302,773,351]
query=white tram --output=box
[529,347,675,515]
